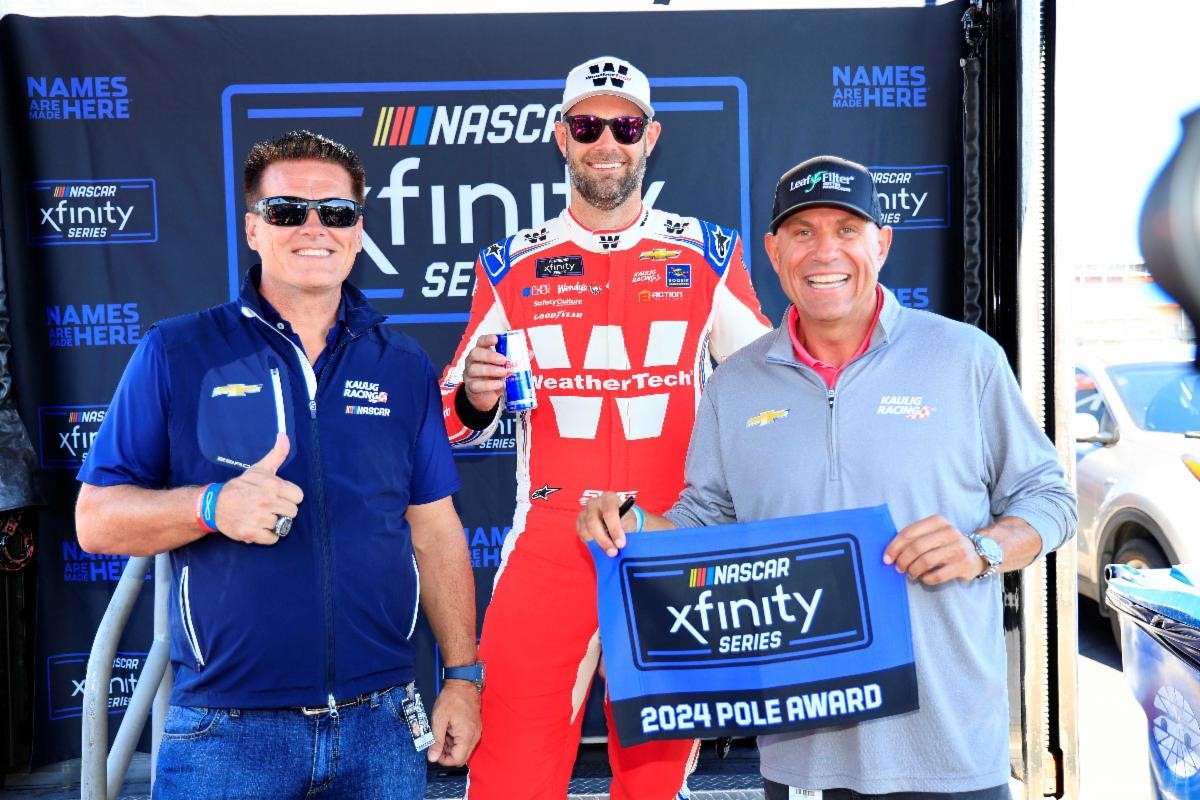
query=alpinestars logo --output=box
[527,322,693,441]
[587,61,630,88]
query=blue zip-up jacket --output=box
[79,268,461,708]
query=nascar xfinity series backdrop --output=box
[0,5,965,763]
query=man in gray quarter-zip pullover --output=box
[577,155,1076,800]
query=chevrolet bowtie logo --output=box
[212,383,263,398]
[746,409,789,428]
[639,249,682,261]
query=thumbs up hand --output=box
[213,433,304,545]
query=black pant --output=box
[763,778,1013,800]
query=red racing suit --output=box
[440,206,770,800]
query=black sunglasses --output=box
[563,114,649,146]
[253,196,363,228]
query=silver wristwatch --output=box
[967,532,1003,579]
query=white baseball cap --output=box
[561,56,654,118]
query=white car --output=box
[1074,351,1200,642]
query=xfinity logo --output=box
[27,179,158,245]
[621,536,871,669]
[38,405,107,468]
[868,165,949,230]
[47,652,145,720]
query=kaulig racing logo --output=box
[38,405,106,468]
[26,180,158,245]
[621,536,871,669]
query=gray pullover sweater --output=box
[666,287,1076,794]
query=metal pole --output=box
[80,556,151,800]
[105,640,169,800]
[151,552,172,788]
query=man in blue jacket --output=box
[579,155,1077,800]
[76,130,481,799]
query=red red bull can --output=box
[496,329,537,412]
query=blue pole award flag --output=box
[590,504,918,745]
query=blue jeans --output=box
[153,684,426,800]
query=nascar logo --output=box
[372,103,558,147]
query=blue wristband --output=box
[197,482,223,533]
[631,504,645,534]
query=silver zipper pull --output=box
[327,693,339,718]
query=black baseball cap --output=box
[769,155,882,232]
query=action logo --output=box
[47,652,146,720]
[26,75,130,120]
[38,405,106,468]
[46,303,141,347]
[832,65,927,109]
[27,180,158,245]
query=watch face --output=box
[975,535,1003,564]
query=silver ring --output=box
[274,515,293,538]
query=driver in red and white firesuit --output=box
[439,56,771,800]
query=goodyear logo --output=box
[212,383,262,398]
[372,103,560,147]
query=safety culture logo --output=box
[222,77,746,326]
